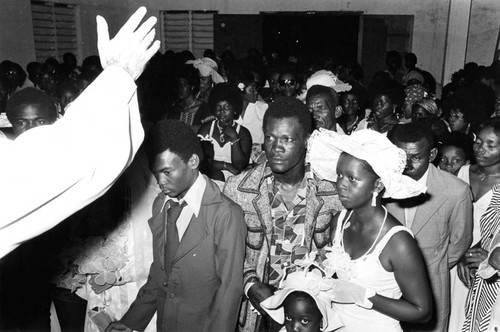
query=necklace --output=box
[216,120,233,143]
[478,172,500,182]
[343,206,388,261]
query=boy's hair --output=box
[146,120,204,165]
[388,122,435,149]
[263,97,313,137]
[6,87,57,123]
[437,132,474,162]
[306,85,339,109]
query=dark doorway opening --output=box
[262,12,360,65]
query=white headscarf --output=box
[186,57,225,84]
[306,70,352,93]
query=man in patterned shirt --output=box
[224,97,342,332]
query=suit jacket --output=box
[385,164,472,332]
[121,175,246,332]
[223,163,343,332]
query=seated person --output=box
[164,64,213,132]
[338,86,368,135]
[56,80,80,115]
[234,72,268,164]
[198,83,252,182]
[6,87,58,137]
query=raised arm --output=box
[0,7,160,258]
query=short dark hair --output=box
[146,120,204,165]
[476,118,500,138]
[388,123,435,150]
[176,64,200,90]
[6,87,57,123]
[283,291,322,318]
[208,83,243,117]
[263,97,313,137]
[306,85,339,110]
[438,131,474,162]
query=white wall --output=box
[128,0,451,83]
[466,0,500,66]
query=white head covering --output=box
[260,259,344,332]
[307,128,427,199]
[306,70,352,93]
[185,57,225,84]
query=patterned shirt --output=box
[263,163,312,286]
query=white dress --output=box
[448,165,493,331]
[331,210,411,332]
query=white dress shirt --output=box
[0,66,144,258]
[404,167,430,228]
[162,172,206,240]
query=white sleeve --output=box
[0,66,144,258]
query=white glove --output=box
[97,7,161,80]
[331,279,376,309]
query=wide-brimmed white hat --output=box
[306,70,352,93]
[260,267,344,332]
[306,128,427,199]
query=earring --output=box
[371,191,378,207]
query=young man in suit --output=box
[385,123,473,332]
[106,120,246,332]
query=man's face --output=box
[264,117,307,175]
[11,104,56,137]
[307,95,336,131]
[151,149,197,199]
[394,138,436,181]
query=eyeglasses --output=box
[279,79,296,87]
[448,112,464,120]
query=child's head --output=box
[260,267,343,332]
[437,132,473,175]
[283,291,322,332]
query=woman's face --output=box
[411,105,431,122]
[336,153,378,210]
[278,73,298,97]
[342,93,360,117]
[177,78,193,100]
[448,109,468,132]
[242,82,258,103]
[372,94,394,119]
[214,100,235,125]
[438,146,468,175]
[473,127,500,168]
[199,75,213,93]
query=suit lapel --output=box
[172,212,208,266]
[411,165,447,235]
[170,176,215,268]
[148,193,168,271]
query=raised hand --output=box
[97,7,161,80]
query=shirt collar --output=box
[418,167,430,185]
[162,172,206,217]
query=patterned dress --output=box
[462,184,500,332]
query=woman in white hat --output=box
[307,129,432,332]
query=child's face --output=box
[438,145,468,175]
[283,297,322,332]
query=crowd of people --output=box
[0,7,500,332]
